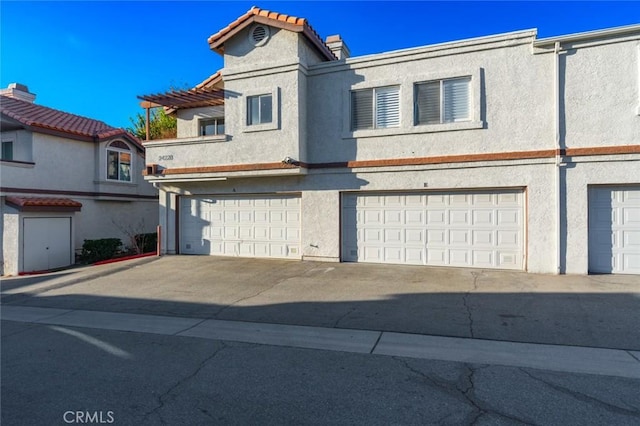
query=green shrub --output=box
[134,232,157,254]
[80,238,122,263]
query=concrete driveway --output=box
[2,255,639,350]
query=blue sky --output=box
[2,1,639,130]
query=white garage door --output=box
[23,217,72,272]
[342,190,524,270]
[180,194,301,259]
[589,186,640,274]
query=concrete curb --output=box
[3,305,639,379]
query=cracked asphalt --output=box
[2,256,639,424]
[2,321,639,425]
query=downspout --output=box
[554,41,562,274]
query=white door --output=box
[589,186,640,274]
[180,194,301,259]
[342,190,524,270]
[23,217,72,272]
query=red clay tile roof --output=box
[5,196,82,212]
[0,95,142,150]
[208,6,337,61]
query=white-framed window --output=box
[247,94,273,125]
[1,141,13,161]
[200,118,225,136]
[415,77,471,125]
[106,140,132,182]
[351,86,400,130]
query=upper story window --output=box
[247,94,272,125]
[106,140,131,182]
[200,118,225,136]
[415,77,471,125]
[351,86,400,130]
[1,141,13,161]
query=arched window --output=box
[106,141,132,182]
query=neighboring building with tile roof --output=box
[139,6,640,275]
[1,84,158,275]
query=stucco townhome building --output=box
[1,84,158,275]
[140,7,640,275]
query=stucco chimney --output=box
[325,35,350,60]
[1,83,36,103]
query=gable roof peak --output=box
[208,6,336,61]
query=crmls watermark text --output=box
[63,411,114,424]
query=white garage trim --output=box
[179,194,301,259]
[341,189,525,270]
[588,186,640,274]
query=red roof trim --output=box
[5,196,82,212]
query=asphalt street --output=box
[2,320,640,426]
[2,256,639,424]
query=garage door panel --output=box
[343,190,524,270]
[427,229,446,244]
[497,210,520,226]
[473,193,494,205]
[385,210,402,224]
[449,210,470,225]
[497,230,520,247]
[589,186,640,274]
[498,252,519,268]
[473,210,494,226]
[427,249,447,265]
[364,229,382,243]
[405,195,424,206]
[406,229,424,244]
[405,248,424,264]
[450,230,470,245]
[427,210,446,225]
[473,230,494,246]
[473,250,494,268]
[384,247,402,263]
[624,231,640,247]
[23,217,73,272]
[405,210,424,226]
[449,249,470,266]
[498,193,520,206]
[623,254,640,273]
[181,195,301,259]
[385,229,402,243]
[624,190,640,202]
[623,208,640,225]
[450,194,471,206]
[364,246,382,262]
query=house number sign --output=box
[158,155,174,161]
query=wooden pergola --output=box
[137,87,224,140]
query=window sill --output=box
[242,122,279,133]
[94,180,138,187]
[0,159,35,168]
[342,120,484,139]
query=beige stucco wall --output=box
[1,131,159,274]
[144,24,640,275]
[561,40,639,148]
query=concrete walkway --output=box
[3,305,640,379]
